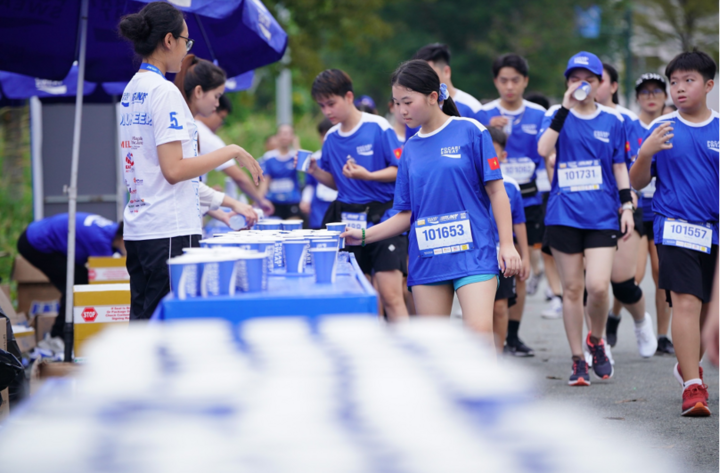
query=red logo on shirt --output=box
[625,141,630,152]
[393,147,402,159]
[81,307,98,322]
[120,141,131,149]
[488,157,500,170]
[638,137,643,146]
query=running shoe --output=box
[681,384,711,417]
[586,334,613,379]
[656,336,675,355]
[526,270,543,296]
[541,296,563,319]
[634,313,658,358]
[569,359,591,386]
[673,363,708,399]
[505,337,535,357]
[605,312,622,347]
[544,287,554,301]
[605,340,615,365]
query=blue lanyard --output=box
[139,63,164,77]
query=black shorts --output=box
[495,273,517,306]
[545,225,619,255]
[524,205,545,246]
[620,207,645,237]
[272,203,302,220]
[658,243,718,304]
[125,234,201,320]
[345,234,408,276]
[643,220,654,240]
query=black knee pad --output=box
[612,277,643,305]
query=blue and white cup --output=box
[296,149,313,172]
[168,255,202,299]
[283,240,309,273]
[660,120,675,145]
[249,238,276,273]
[310,248,338,284]
[310,238,338,249]
[235,253,268,292]
[325,223,347,249]
[257,221,282,231]
[572,81,591,101]
[200,256,239,297]
[281,220,303,231]
[228,214,247,230]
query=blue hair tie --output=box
[438,83,450,103]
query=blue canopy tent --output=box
[0,0,287,360]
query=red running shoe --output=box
[681,384,711,417]
[673,363,708,400]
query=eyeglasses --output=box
[638,88,665,97]
[178,35,194,52]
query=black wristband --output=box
[619,188,633,204]
[549,106,570,132]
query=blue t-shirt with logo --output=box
[394,117,503,286]
[539,104,626,231]
[490,176,526,241]
[452,89,485,123]
[631,119,656,222]
[26,213,118,264]
[481,99,547,207]
[321,113,402,204]
[649,111,719,245]
[306,151,338,228]
[260,149,301,204]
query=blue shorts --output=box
[415,274,498,291]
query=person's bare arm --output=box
[158,142,263,185]
[342,211,411,245]
[486,179,521,277]
[342,162,398,183]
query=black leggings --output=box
[16,230,88,338]
[125,235,200,320]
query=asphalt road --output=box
[511,265,719,473]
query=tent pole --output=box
[64,0,89,363]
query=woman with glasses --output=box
[118,2,263,320]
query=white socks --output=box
[683,378,703,390]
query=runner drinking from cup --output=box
[537,51,634,386]
[118,2,262,320]
[342,60,521,340]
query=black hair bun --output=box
[119,13,151,42]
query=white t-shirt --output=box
[197,120,234,184]
[120,70,201,240]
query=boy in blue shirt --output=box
[300,118,338,229]
[17,213,125,338]
[482,54,547,357]
[486,127,531,354]
[259,124,302,220]
[630,50,718,416]
[306,69,409,321]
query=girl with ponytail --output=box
[117,1,263,320]
[342,60,521,343]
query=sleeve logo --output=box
[168,111,183,130]
[393,147,402,159]
[488,157,500,170]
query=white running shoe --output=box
[526,271,543,296]
[541,296,563,319]
[583,342,593,367]
[605,339,615,365]
[544,287,555,301]
[634,313,658,358]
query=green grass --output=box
[0,106,33,289]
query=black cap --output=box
[635,73,667,92]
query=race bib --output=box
[535,168,551,193]
[641,178,656,199]
[415,211,474,257]
[269,178,295,194]
[342,212,367,230]
[662,218,713,254]
[316,184,338,202]
[557,160,602,192]
[500,158,536,184]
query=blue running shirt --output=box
[394,117,504,286]
[490,175,526,241]
[539,104,627,231]
[260,149,301,203]
[452,88,485,122]
[631,119,656,222]
[649,110,719,245]
[26,213,118,264]
[321,112,402,204]
[306,151,338,228]
[481,99,547,207]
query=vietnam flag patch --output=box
[488,157,500,170]
[393,147,402,159]
[625,141,630,152]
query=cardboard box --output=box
[88,256,129,284]
[13,325,36,353]
[0,288,27,325]
[0,284,9,300]
[33,313,58,343]
[30,360,80,395]
[74,283,130,357]
[12,255,61,315]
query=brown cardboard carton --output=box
[13,325,37,353]
[0,284,10,300]
[33,313,58,342]
[12,255,61,315]
[0,288,25,325]
[0,321,8,421]
[74,283,130,357]
[12,255,50,283]
[30,360,80,395]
